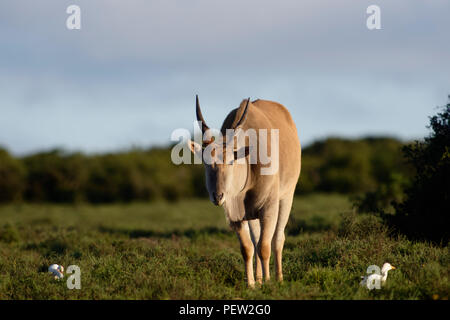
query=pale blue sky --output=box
[0,0,449,155]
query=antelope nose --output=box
[213,192,224,205]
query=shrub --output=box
[0,136,415,203]
[353,172,408,214]
[390,98,450,243]
[297,137,410,195]
[23,150,88,202]
[0,148,26,202]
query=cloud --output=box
[0,0,449,154]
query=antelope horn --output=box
[233,98,250,129]
[196,95,209,134]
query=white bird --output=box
[48,264,64,280]
[360,263,396,288]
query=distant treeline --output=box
[0,137,412,203]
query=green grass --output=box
[0,194,448,299]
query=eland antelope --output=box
[188,96,301,287]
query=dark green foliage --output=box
[390,100,450,243]
[0,137,410,203]
[298,137,411,197]
[0,148,26,202]
[354,172,409,214]
[5,147,205,203]
[85,150,163,203]
[23,150,88,203]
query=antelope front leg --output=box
[249,219,262,285]
[232,221,256,288]
[257,202,279,282]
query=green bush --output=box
[84,148,201,203]
[0,148,26,203]
[297,137,410,196]
[23,150,88,203]
[0,136,412,204]
[390,99,450,243]
[353,172,408,214]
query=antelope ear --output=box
[188,140,202,156]
[234,146,251,160]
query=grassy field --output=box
[0,194,448,299]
